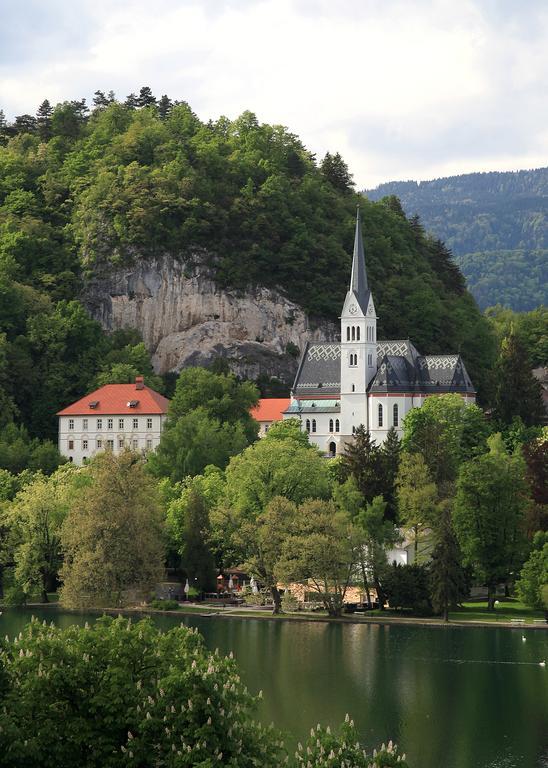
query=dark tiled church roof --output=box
[293,341,476,397]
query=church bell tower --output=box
[340,208,377,436]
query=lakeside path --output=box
[15,601,548,631]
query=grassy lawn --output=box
[448,599,545,624]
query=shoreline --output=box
[7,601,548,631]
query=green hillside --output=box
[365,169,548,310]
[0,94,496,442]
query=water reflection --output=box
[1,609,547,768]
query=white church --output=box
[281,209,476,454]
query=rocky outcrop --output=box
[84,256,337,382]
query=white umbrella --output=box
[251,577,259,595]
[184,579,190,596]
[228,574,234,590]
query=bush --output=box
[0,616,409,768]
[149,598,180,611]
[2,585,28,606]
[383,563,432,614]
[281,592,299,612]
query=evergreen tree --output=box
[36,99,53,140]
[124,92,139,108]
[494,329,544,426]
[320,151,353,192]
[0,109,8,145]
[379,426,401,521]
[138,86,156,107]
[429,504,468,621]
[341,426,384,502]
[12,114,37,134]
[179,487,216,592]
[92,90,110,109]
[157,94,173,119]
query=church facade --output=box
[283,210,476,454]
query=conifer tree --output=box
[320,151,353,192]
[138,86,156,107]
[0,109,8,145]
[36,99,53,140]
[380,426,401,521]
[158,94,173,119]
[124,92,139,108]
[341,426,384,502]
[179,487,216,592]
[92,90,110,109]
[429,504,467,620]
[494,329,544,426]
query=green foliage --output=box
[402,394,491,487]
[383,563,432,614]
[396,452,438,559]
[366,168,548,311]
[149,598,180,610]
[296,719,408,767]
[0,616,283,768]
[453,435,529,607]
[429,504,469,620]
[2,465,76,601]
[60,450,165,608]
[493,329,545,427]
[515,532,548,610]
[485,305,547,368]
[276,499,357,617]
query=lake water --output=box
[1,607,547,768]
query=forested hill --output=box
[0,91,495,441]
[365,168,548,311]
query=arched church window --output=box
[312,419,317,433]
[356,327,360,341]
[306,419,311,433]
[351,326,355,341]
[352,384,355,392]
[393,403,399,427]
[346,327,350,341]
[335,419,340,432]
[378,403,383,428]
[368,353,372,367]
[329,418,334,432]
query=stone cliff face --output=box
[84,256,337,382]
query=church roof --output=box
[292,341,476,397]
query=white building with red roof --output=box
[57,376,170,465]
[250,397,290,436]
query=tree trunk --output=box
[271,586,282,614]
[487,586,495,611]
[359,554,371,607]
[443,599,449,622]
[373,572,385,611]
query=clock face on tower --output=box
[348,303,358,315]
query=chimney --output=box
[135,376,144,390]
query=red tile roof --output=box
[250,398,290,423]
[57,383,170,416]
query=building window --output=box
[106,439,114,450]
[335,419,340,433]
[378,403,384,428]
[147,417,153,429]
[107,418,113,430]
[368,353,372,367]
[351,326,355,341]
[352,425,356,434]
[118,437,124,448]
[133,418,139,430]
[68,418,74,430]
[329,418,334,432]
[132,439,138,450]
[68,439,74,450]
[146,438,153,450]
[97,438,102,449]
[306,419,311,433]
[349,353,357,367]
[346,327,350,341]
[82,439,88,450]
[82,418,88,430]
[119,418,124,430]
[312,419,316,433]
[352,384,355,392]
[393,403,399,427]
[356,326,360,341]
[264,425,269,433]
[97,418,102,430]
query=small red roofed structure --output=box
[251,398,290,436]
[57,378,170,464]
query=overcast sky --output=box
[1,0,547,187]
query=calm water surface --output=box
[2,608,547,768]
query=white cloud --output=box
[1,0,547,186]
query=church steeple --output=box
[342,206,370,317]
[350,206,368,305]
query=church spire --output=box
[350,206,368,300]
